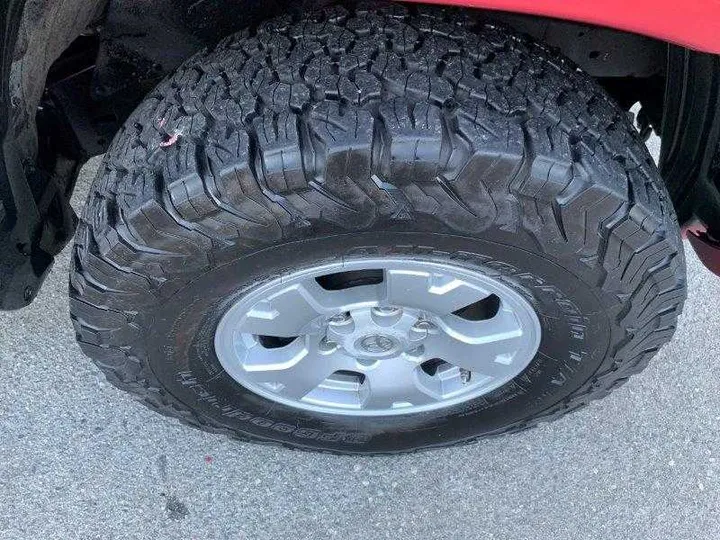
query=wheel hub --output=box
[357,334,397,355]
[325,306,427,361]
[214,258,542,416]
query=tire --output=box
[69,3,686,454]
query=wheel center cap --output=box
[357,334,397,354]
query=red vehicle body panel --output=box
[404,0,720,54]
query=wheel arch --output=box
[406,0,720,55]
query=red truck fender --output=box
[404,0,720,54]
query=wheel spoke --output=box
[361,360,438,409]
[427,309,529,377]
[241,337,354,400]
[238,279,380,337]
[385,269,491,315]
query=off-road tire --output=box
[69,3,686,453]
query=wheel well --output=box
[36,1,668,157]
[51,2,668,152]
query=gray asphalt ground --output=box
[1,139,719,540]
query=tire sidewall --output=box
[144,229,614,453]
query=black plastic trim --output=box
[0,0,47,310]
[659,47,720,228]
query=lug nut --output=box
[410,320,439,342]
[460,368,472,384]
[328,312,351,326]
[319,337,338,353]
[372,306,402,317]
[412,320,437,332]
